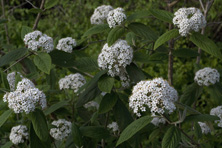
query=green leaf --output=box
[1,141,13,148]
[0,19,8,24]
[184,114,220,122]
[126,32,136,46]
[0,48,28,67]
[190,32,222,59]
[45,0,59,9]
[80,126,110,139]
[154,29,179,50]
[149,9,173,23]
[0,110,13,128]
[74,57,98,72]
[72,123,83,147]
[98,75,114,93]
[128,22,158,41]
[133,51,162,63]
[21,26,33,39]
[28,109,49,141]
[208,82,222,104]
[194,122,202,139]
[116,115,152,146]
[29,8,43,13]
[44,101,69,115]
[175,102,201,115]
[162,126,181,148]
[180,83,203,106]
[98,93,118,114]
[126,63,145,83]
[83,24,109,37]
[34,52,52,74]
[148,129,161,143]
[0,71,10,90]
[173,48,199,58]
[107,26,125,46]
[127,10,151,22]
[49,50,75,67]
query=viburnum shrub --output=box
[0,0,222,148]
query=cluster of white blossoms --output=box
[173,7,206,36]
[107,122,119,132]
[98,40,133,87]
[90,5,113,25]
[107,7,126,28]
[151,116,166,126]
[3,78,47,114]
[59,73,86,93]
[194,67,220,86]
[7,72,23,91]
[50,119,72,140]
[56,37,77,53]
[24,30,54,53]
[129,78,178,117]
[9,125,28,145]
[210,106,222,127]
[84,101,99,109]
[198,122,211,134]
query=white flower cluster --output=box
[194,67,220,86]
[98,40,133,87]
[151,116,166,126]
[107,7,126,28]
[129,78,178,117]
[173,7,206,36]
[24,30,54,53]
[50,119,72,140]
[107,122,119,132]
[59,73,86,93]
[198,122,211,134]
[90,5,113,25]
[210,106,222,127]
[3,78,47,114]
[9,125,28,145]
[84,101,99,109]
[56,37,77,53]
[7,72,23,91]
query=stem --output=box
[1,0,10,44]
[179,128,201,147]
[102,112,110,148]
[32,0,46,30]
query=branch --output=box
[7,2,27,15]
[26,0,38,9]
[32,0,46,30]
[1,0,10,44]
[199,0,205,11]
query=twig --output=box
[1,0,10,44]
[179,128,201,147]
[32,0,46,30]
[199,0,205,11]
[7,2,27,15]
[26,0,38,9]
[79,40,106,50]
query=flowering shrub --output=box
[0,0,222,148]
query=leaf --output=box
[83,24,109,37]
[21,26,33,39]
[190,32,222,59]
[184,114,220,122]
[180,83,203,106]
[126,63,146,83]
[194,122,202,139]
[34,52,52,74]
[98,75,114,93]
[127,10,151,22]
[80,126,110,139]
[128,22,158,40]
[154,29,179,50]
[173,48,199,58]
[44,101,69,115]
[126,32,136,46]
[116,115,152,146]
[1,141,13,148]
[133,51,163,63]
[207,82,222,104]
[28,109,49,141]
[72,123,83,147]
[74,57,98,72]
[49,50,75,67]
[0,48,28,67]
[0,19,7,24]
[0,71,10,90]
[149,9,173,23]
[175,102,201,115]
[29,8,43,13]
[0,110,13,128]
[98,93,118,114]
[107,26,125,46]
[162,126,181,148]
[45,0,59,9]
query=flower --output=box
[56,37,77,53]
[7,72,23,91]
[129,78,178,117]
[173,7,206,36]
[107,122,119,132]
[151,116,166,126]
[3,78,47,114]
[107,7,126,28]
[194,67,220,86]
[9,125,28,145]
[59,73,86,93]
[98,39,133,87]
[198,122,211,134]
[24,30,54,53]
[210,106,222,127]
[50,119,72,140]
[84,101,99,109]
[90,5,113,25]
